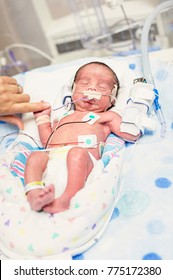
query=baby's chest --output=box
[55,111,108,138]
[60,120,101,135]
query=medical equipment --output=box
[4,43,54,65]
[105,0,124,9]
[52,97,88,111]
[0,50,28,76]
[106,0,137,53]
[69,0,142,55]
[0,43,54,76]
[82,86,118,101]
[78,134,98,148]
[82,90,103,100]
[82,112,101,125]
[141,0,173,138]
[53,85,117,112]
[120,81,156,136]
[68,0,112,50]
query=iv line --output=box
[141,1,173,138]
[52,97,88,111]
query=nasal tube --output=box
[141,0,173,138]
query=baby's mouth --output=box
[83,98,95,104]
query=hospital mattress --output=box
[0,49,173,260]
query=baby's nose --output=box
[87,87,96,91]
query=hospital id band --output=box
[24,181,45,194]
[36,115,50,125]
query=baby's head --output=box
[72,61,120,112]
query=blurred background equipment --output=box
[0,0,172,75]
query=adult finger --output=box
[0,82,23,95]
[0,76,18,85]
[0,115,24,130]
[1,93,30,103]
[10,101,51,114]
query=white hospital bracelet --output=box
[25,181,45,194]
[35,114,50,125]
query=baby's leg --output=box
[24,151,55,211]
[43,147,94,213]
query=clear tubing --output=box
[141,0,173,138]
[141,0,173,84]
[4,43,54,64]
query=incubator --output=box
[68,0,112,50]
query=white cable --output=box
[4,43,54,64]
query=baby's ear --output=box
[110,85,118,106]
[112,84,118,96]
[110,96,116,106]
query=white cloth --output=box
[43,146,97,198]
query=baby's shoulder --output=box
[101,110,117,118]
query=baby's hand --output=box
[34,106,51,119]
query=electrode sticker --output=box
[78,135,97,148]
[82,112,100,125]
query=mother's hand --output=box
[0,76,50,129]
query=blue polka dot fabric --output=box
[81,54,173,260]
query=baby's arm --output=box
[99,111,141,142]
[34,108,52,147]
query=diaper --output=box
[42,146,97,198]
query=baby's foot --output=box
[43,196,70,214]
[27,184,55,211]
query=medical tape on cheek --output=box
[82,90,102,100]
[82,85,118,101]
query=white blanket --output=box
[0,56,130,259]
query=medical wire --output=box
[0,131,41,149]
[53,93,116,111]
[52,97,88,111]
[0,119,92,153]
[4,43,54,64]
[45,119,91,149]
